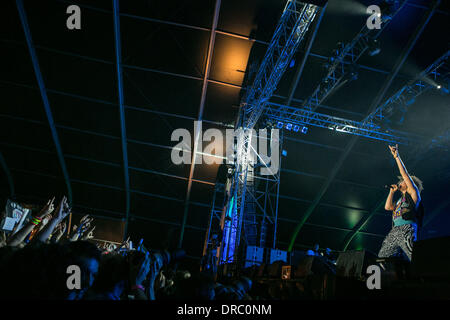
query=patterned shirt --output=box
[393,194,415,227]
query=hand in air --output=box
[37,197,55,219]
[81,225,96,240]
[53,196,71,223]
[388,144,399,159]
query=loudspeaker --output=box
[293,255,336,278]
[411,236,450,279]
[244,246,264,268]
[336,250,377,279]
[269,249,288,264]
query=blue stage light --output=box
[286,123,293,130]
[301,126,308,134]
[276,121,284,129]
[293,125,300,132]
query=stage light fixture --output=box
[437,85,442,89]
[286,123,293,131]
[293,125,300,132]
[301,126,308,134]
[367,38,381,56]
[276,121,284,129]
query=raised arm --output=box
[388,144,420,203]
[7,197,55,247]
[33,196,70,243]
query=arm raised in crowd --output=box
[7,197,55,247]
[33,196,70,243]
[70,214,93,241]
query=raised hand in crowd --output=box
[34,196,70,243]
[81,225,96,241]
[70,214,94,241]
[128,250,151,300]
[51,221,67,243]
[6,196,56,247]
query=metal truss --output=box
[112,0,131,241]
[219,1,323,272]
[364,49,450,127]
[264,101,420,145]
[15,0,73,204]
[302,1,408,110]
[243,1,319,128]
[218,130,283,269]
[179,0,222,248]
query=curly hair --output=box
[397,175,424,192]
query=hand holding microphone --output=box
[384,184,398,192]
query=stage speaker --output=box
[244,246,264,268]
[411,236,450,279]
[292,255,336,278]
[269,248,288,264]
[336,250,377,279]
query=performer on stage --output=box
[378,144,424,261]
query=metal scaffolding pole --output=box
[221,0,323,270]
[179,0,222,248]
[15,0,73,204]
[113,0,131,240]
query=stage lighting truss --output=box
[301,0,407,110]
[263,101,417,145]
[276,121,308,134]
[364,50,450,127]
[242,0,320,130]
[220,0,325,269]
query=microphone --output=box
[384,185,394,189]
